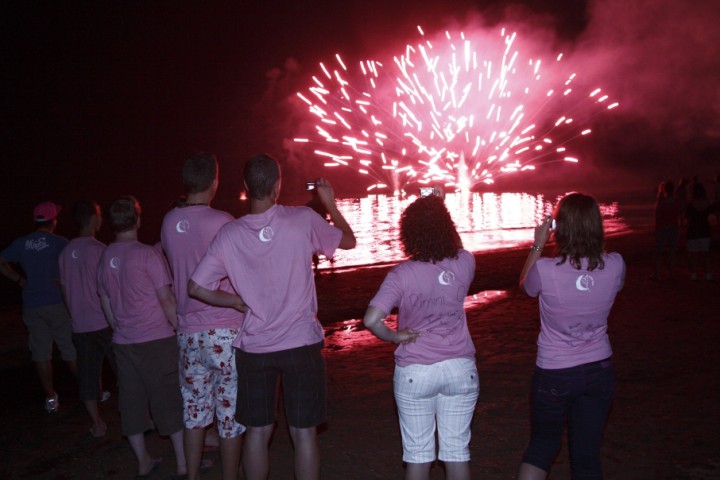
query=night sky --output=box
[2,0,719,246]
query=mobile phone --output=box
[419,187,434,197]
[306,182,316,191]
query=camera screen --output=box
[306,182,316,191]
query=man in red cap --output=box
[0,201,78,413]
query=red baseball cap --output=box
[33,201,62,222]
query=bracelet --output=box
[530,244,543,252]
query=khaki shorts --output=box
[22,304,76,362]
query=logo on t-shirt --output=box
[109,257,121,269]
[259,226,274,243]
[175,220,190,234]
[438,270,455,286]
[575,274,595,292]
[71,249,80,259]
[25,237,49,252]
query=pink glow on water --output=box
[314,192,628,270]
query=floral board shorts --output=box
[177,328,245,438]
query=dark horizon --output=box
[2,0,719,248]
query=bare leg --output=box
[405,462,431,480]
[205,423,220,449]
[35,360,55,397]
[444,461,471,480]
[288,426,319,480]
[84,399,107,437]
[170,429,188,476]
[66,359,78,377]
[184,427,206,480]
[219,435,243,480]
[242,424,273,480]
[127,432,160,475]
[518,462,548,480]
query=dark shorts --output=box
[235,341,326,428]
[73,327,116,401]
[113,336,184,436]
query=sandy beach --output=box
[1,226,718,479]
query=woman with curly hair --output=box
[363,192,479,480]
[517,192,625,480]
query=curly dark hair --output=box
[553,192,605,271]
[400,196,462,263]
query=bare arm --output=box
[519,216,553,292]
[188,280,246,312]
[0,257,25,287]
[100,293,116,330]
[315,178,357,250]
[363,306,419,344]
[156,284,178,329]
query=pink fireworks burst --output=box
[294,26,618,193]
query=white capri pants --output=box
[393,357,479,463]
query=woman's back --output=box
[525,252,625,369]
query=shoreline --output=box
[1,225,719,479]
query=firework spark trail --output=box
[294,26,618,193]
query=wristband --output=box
[530,244,543,252]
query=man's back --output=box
[58,236,106,333]
[195,205,342,353]
[161,205,241,334]
[1,231,67,308]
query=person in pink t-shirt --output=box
[161,153,245,480]
[97,196,187,478]
[59,200,116,438]
[517,193,625,480]
[363,192,479,480]
[189,153,356,480]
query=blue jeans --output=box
[521,358,614,479]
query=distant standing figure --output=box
[363,193,479,480]
[189,153,356,480]
[517,193,625,480]
[97,196,187,478]
[58,200,117,437]
[161,153,245,480]
[650,181,682,280]
[685,183,714,282]
[0,201,77,413]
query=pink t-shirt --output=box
[161,206,244,334]
[524,253,625,369]
[191,205,342,353]
[369,249,477,367]
[58,236,108,333]
[97,240,175,345]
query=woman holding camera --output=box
[517,192,625,480]
[363,193,479,480]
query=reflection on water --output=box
[323,290,509,354]
[323,192,627,269]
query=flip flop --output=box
[135,457,162,479]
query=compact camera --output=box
[419,187,434,197]
[306,181,316,191]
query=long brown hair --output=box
[553,193,605,271]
